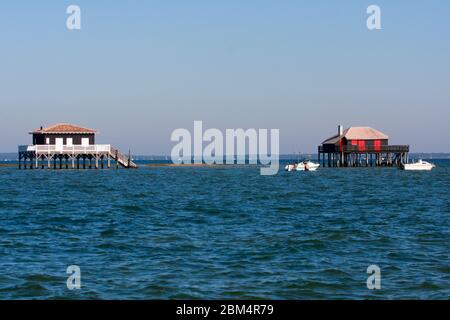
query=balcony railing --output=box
[318,145,409,153]
[342,145,409,153]
[18,144,111,153]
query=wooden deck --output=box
[18,144,138,169]
[318,145,409,167]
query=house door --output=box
[66,138,73,146]
[55,138,63,151]
[81,138,90,146]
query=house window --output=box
[66,138,73,146]
[374,140,381,151]
[55,138,64,150]
[358,140,366,151]
[46,137,50,145]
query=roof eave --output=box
[30,131,97,134]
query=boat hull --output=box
[296,164,320,171]
[401,160,435,171]
[296,162,320,171]
[402,165,434,171]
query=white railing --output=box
[19,145,35,152]
[18,144,111,153]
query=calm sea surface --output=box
[0,160,449,299]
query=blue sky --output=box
[0,1,449,154]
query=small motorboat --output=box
[296,160,320,171]
[401,159,435,171]
[285,163,296,172]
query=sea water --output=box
[0,160,448,299]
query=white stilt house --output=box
[18,123,137,169]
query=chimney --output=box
[338,125,343,136]
[40,126,43,130]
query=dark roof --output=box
[31,123,97,134]
[322,134,341,145]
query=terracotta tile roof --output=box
[343,127,388,140]
[322,126,388,144]
[31,123,97,134]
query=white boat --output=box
[285,164,296,172]
[401,159,435,171]
[296,160,320,171]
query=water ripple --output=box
[0,161,449,299]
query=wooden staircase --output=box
[110,147,138,168]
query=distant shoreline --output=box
[145,163,258,167]
[0,163,256,167]
[2,159,449,169]
[1,153,449,162]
